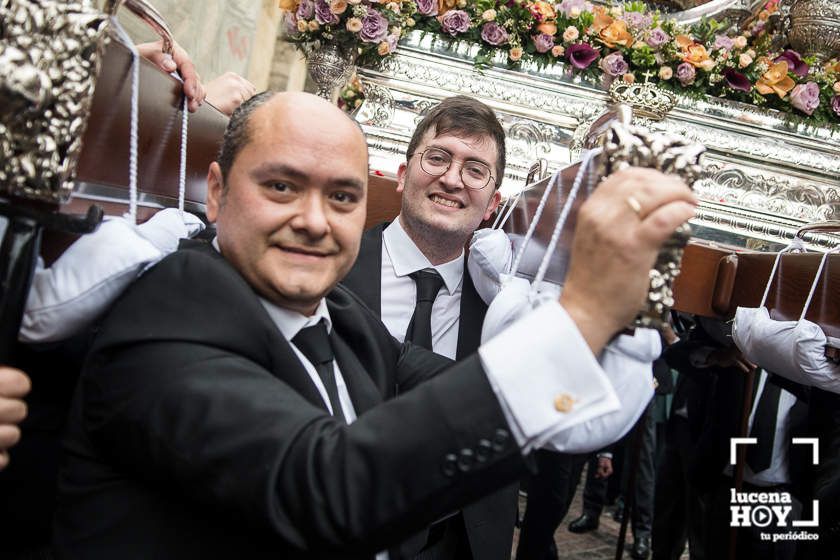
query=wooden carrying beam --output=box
[66,39,229,221]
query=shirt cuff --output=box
[479,300,620,454]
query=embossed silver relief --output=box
[787,0,840,63]
[697,165,840,222]
[597,114,706,331]
[355,82,395,128]
[0,0,110,204]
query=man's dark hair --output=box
[406,95,506,189]
[216,91,276,187]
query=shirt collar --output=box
[382,217,463,295]
[213,237,333,339]
[259,297,333,341]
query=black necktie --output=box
[746,371,782,473]
[404,269,444,351]
[292,321,345,422]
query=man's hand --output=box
[560,168,696,354]
[0,367,30,471]
[707,346,754,373]
[136,40,205,112]
[205,72,257,117]
[595,456,613,479]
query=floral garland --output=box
[280,0,840,125]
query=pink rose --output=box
[789,82,820,115]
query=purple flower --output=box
[481,22,509,46]
[676,62,696,86]
[832,95,840,117]
[599,51,628,76]
[775,50,809,78]
[533,33,554,54]
[386,33,399,52]
[646,28,669,49]
[359,10,388,43]
[557,0,587,16]
[441,9,470,36]
[714,34,734,51]
[284,12,300,35]
[623,12,651,30]
[415,0,438,16]
[566,43,598,69]
[723,68,751,92]
[314,0,338,25]
[296,0,314,20]
[790,82,820,115]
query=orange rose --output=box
[755,61,795,98]
[824,60,840,73]
[530,1,556,21]
[537,22,557,36]
[676,35,712,68]
[591,9,632,48]
[437,0,456,15]
[278,0,299,11]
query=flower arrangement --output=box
[279,0,414,58]
[279,0,840,125]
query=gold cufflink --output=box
[554,393,575,413]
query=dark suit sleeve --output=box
[79,250,525,554]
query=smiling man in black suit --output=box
[342,96,510,560]
[53,91,695,559]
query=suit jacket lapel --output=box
[329,330,383,416]
[340,223,386,317]
[181,240,353,416]
[455,260,487,360]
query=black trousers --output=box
[515,451,581,560]
[652,415,707,560]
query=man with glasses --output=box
[342,96,510,560]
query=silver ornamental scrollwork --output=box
[506,122,551,162]
[0,0,110,204]
[355,81,395,128]
[598,116,706,332]
[698,164,840,222]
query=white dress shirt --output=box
[258,297,358,424]
[381,218,464,359]
[381,221,637,454]
[723,370,798,486]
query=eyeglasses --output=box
[408,147,496,190]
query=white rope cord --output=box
[530,148,599,296]
[178,95,189,214]
[110,18,140,225]
[799,246,840,321]
[492,188,523,230]
[491,195,510,229]
[508,170,561,279]
[759,237,805,308]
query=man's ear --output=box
[483,189,503,221]
[206,162,224,224]
[395,162,408,193]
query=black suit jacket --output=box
[341,223,518,560]
[53,240,527,559]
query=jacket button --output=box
[476,439,492,462]
[442,453,458,477]
[457,449,475,472]
[492,428,510,452]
